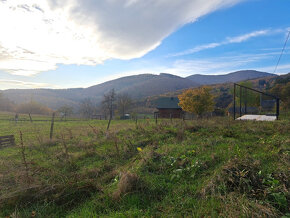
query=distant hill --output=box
[2,88,83,110]
[1,70,276,110]
[145,72,283,108]
[83,73,199,100]
[2,74,199,110]
[186,70,275,85]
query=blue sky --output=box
[0,0,289,90]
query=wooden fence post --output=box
[29,113,33,123]
[15,113,18,124]
[50,112,55,140]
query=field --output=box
[0,112,289,217]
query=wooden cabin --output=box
[155,97,184,118]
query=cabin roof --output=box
[156,97,181,109]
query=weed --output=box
[19,131,30,185]
[60,133,69,160]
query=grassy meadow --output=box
[0,112,289,217]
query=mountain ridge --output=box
[1,70,276,109]
[186,70,275,85]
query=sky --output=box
[0,0,289,90]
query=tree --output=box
[258,79,266,87]
[102,89,116,130]
[57,105,73,120]
[215,87,232,109]
[270,81,290,110]
[237,81,260,107]
[229,81,260,109]
[117,93,132,116]
[0,92,15,112]
[79,98,95,119]
[178,87,214,117]
[16,101,52,115]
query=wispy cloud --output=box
[255,64,290,75]
[226,30,269,43]
[92,51,287,82]
[164,51,284,76]
[0,79,59,89]
[170,29,286,57]
[260,47,290,51]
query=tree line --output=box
[1,74,288,119]
[0,89,133,119]
[78,89,133,120]
[0,93,53,115]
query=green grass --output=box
[0,113,289,217]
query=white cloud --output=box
[226,30,269,43]
[171,43,221,57]
[170,29,282,57]
[0,0,243,76]
[87,51,284,84]
[90,51,288,84]
[164,52,282,76]
[256,64,290,75]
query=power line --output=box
[273,30,290,74]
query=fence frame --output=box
[0,135,15,148]
[233,83,280,120]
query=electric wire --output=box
[273,30,290,74]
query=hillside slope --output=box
[1,70,276,110]
[83,73,199,100]
[2,74,199,109]
[186,70,274,85]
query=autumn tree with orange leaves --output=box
[178,87,214,117]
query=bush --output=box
[16,101,53,115]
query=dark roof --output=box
[156,97,181,109]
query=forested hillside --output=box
[1,71,274,110]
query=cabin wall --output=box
[158,108,183,118]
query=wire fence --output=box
[0,113,162,145]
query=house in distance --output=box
[155,97,184,118]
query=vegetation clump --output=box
[203,158,289,215]
[113,172,142,200]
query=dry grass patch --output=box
[113,172,144,200]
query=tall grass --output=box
[0,114,289,217]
